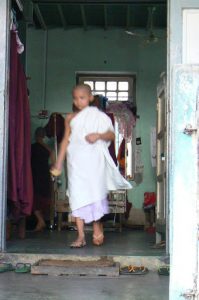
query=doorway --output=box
[3,0,167,258]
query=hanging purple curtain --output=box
[7,31,33,218]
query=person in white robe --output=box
[51,84,132,248]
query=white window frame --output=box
[76,73,136,103]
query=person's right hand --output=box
[50,165,62,177]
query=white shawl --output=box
[67,106,132,211]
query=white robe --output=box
[67,106,132,211]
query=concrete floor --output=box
[7,229,165,256]
[0,272,169,300]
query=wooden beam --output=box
[15,0,23,11]
[34,4,47,30]
[57,4,67,29]
[104,5,108,30]
[126,5,131,30]
[80,5,87,31]
[33,1,166,4]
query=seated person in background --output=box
[31,127,55,231]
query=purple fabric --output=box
[8,31,33,218]
[72,198,109,224]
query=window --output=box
[77,73,135,103]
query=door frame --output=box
[0,0,170,253]
[168,1,199,299]
[0,0,10,253]
[1,2,199,299]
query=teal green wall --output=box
[26,28,166,209]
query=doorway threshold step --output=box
[0,253,169,271]
[31,258,119,277]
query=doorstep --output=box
[0,253,169,271]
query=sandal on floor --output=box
[15,263,31,274]
[158,265,170,276]
[70,240,86,249]
[120,265,149,275]
[93,234,104,246]
[0,263,15,273]
[151,241,166,249]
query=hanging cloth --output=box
[8,31,33,218]
[106,102,136,142]
[106,112,117,166]
[117,138,126,176]
[45,113,65,144]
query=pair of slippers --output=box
[120,265,149,275]
[0,263,31,274]
[120,265,170,276]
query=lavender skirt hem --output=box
[72,198,109,224]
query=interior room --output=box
[7,0,167,256]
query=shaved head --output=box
[72,83,92,95]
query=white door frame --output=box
[168,1,199,299]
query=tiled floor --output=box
[7,229,165,256]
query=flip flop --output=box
[93,234,104,246]
[15,263,31,273]
[158,265,170,276]
[120,265,149,275]
[0,263,15,273]
[70,241,86,248]
[151,241,166,249]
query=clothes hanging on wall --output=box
[8,30,33,218]
[106,112,117,166]
[10,9,24,54]
[45,113,65,144]
[106,101,136,142]
[117,138,126,176]
[150,127,157,168]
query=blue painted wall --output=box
[26,28,166,208]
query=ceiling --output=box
[26,0,167,30]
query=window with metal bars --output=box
[77,73,135,103]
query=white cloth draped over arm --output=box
[67,106,132,211]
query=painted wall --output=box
[26,27,166,209]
